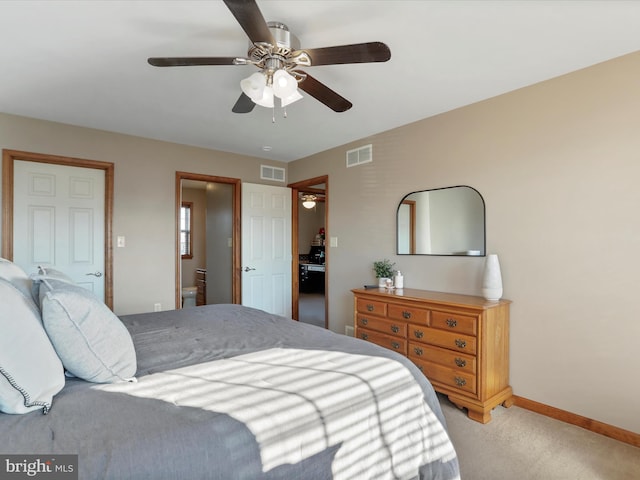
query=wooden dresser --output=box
[352,287,512,423]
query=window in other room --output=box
[180,202,193,259]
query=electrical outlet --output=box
[153,303,161,312]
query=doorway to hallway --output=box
[289,175,328,329]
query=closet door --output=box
[13,160,106,299]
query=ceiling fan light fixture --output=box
[272,69,298,98]
[240,72,266,101]
[301,194,317,209]
[149,0,392,116]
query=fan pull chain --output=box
[272,105,276,123]
[283,106,288,118]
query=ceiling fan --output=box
[147,0,391,114]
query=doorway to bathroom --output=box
[289,175,328,329]
[175,172,241,309]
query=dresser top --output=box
[352,287,511,309]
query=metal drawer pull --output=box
[366,304,374,312]
[455,339,467,349]
[402,311,411,319]
[455,377,467,387]
[361,318,368,325]
[455,358,467,368]
[391,342,400,350]
[414,347,423,356]
[414,330,424,339]
[391,325,400,333]
[446,318,457,328]
[361,333,368,340]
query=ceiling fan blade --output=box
[293,42,391,66]
[297,72,352,113]
[223,0,275,45]
[148,57,238,67]
[232,93,256,113]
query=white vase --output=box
[482,254,503,301]
[378,277,389,288]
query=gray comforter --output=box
[1,304,459,479]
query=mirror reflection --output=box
[397,186,485,256]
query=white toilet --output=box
[181,286,198,308]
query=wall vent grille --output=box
[346,144,373,168]
[260,165,285,182]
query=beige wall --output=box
[289,51,640,434]
[0,113,287,315]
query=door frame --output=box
[2,149,114,308]
[175,171,241,308]
[288,175,328,326]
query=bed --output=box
[1,260,460,480]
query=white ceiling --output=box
[1,1,640,162]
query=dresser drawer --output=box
[356,328,407,355]
[388,304,429,324]
[408,343,476,374]
[356,298,387,317]
[356,315,407,338]
[431,311,477,336]
[409,325,476,355]
[413,359,477,395]
[408,324,430,342]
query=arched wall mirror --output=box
[397,186,485,256]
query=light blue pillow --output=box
[0,279,65,414]
[40,279,137,384]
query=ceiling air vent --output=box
[260,165,285,182]
[346,144,372,168]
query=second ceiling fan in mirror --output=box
[147,0,391,114]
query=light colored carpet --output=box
[439,394,640,480]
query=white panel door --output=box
[241,182,291,317]
[13,161,106,299]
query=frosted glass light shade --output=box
[253,86,274,108]
[240,72,266,100]
[272,69,298,98]
[281,90,303,107]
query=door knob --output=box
[86,272,103,277]
[243,267,256,272]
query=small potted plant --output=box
[373,259,395,287]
